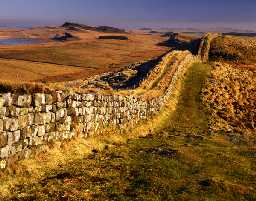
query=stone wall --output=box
[198,33,219,62]
[0,50,198,169]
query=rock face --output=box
[52,32,78,42]
[0,50,198,169]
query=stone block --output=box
[6,106,18,117]
[0,145,9,158]
[35,106,42,112]
[18,115,29,129]
[0,107,6,118]
[2,93,12,106]
[42,105,52,113]
[56,108,67,121]
[0,160,6,169]
[0,132,7,148]
[7,132,14,146]
[34,93,46,107]
[16,95,32,107]
[73,93,81,101]
[37,126,46,137]
[45,123,56,133]
[17,108,29,116]
[57,123,70,132]
[85,94,95,101]
[34,136,44,146]
[21,126,34,138]
[51,113,56,123]
[13,130,21,142]
[4,118,19,131]
[0,119,3,132]
[57,101,66,108]
[0,96,4,108]
[35,113,52,125]
[45,94,53,105]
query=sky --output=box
[0,0,256,31]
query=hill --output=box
[62,22,126,33]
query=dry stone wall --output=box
[198,33,219,62]
[0,50,198,169]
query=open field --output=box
[0,28,169,83]
[1,63,255,200]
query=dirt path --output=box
[3,63,256,201]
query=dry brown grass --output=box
[0,28,169,83]
[202,62,256,134]
[210,35,256,64]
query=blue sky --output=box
[0,0,255,29]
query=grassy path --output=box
[5,63,256,201]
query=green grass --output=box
[2,63,255,201]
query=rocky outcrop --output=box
[52,32,78,42]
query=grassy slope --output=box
[2,63,255,201]
[210,35,256,65]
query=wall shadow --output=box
[158,38,201,55]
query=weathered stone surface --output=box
[6,106,18,117]
[37,126,46,137]
[4,118,19,131]
[0,160,6,169]
[35,113,52,125]
[0,96,4,108]
[42,105,52,113]
[45,123,56,133]
[0,119,3,132]
[0,145,9,158]
[34,93,46,107]
[0,132,7,148]
[2,93,12,106]
[85,94,95,101]
[17,108,29,116]
[34,136,43,146]
[22,126,36,138]
[56,108,67,121]
[45,94,53,105]
[13,130,21,142]
[7,132,14,146]
[0,107,6,117]
[16,95,32,107]
[18,115,31,129]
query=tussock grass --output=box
[210,35,256,64]
[202,62,256,134]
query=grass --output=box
[202,62,256,134]
[210,35,256,65]
[0,63,255,201]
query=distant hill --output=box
[62,22,126,33]
[223,32,256,37]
